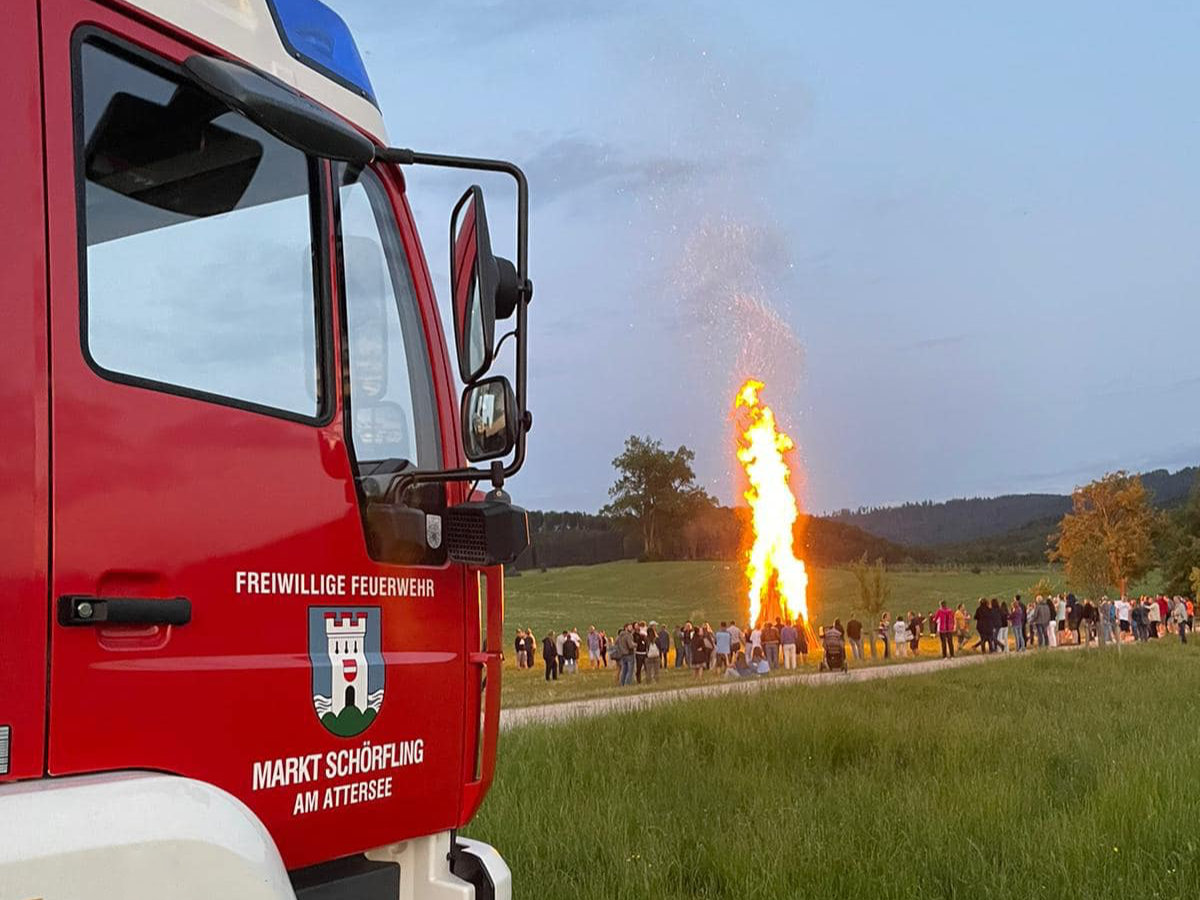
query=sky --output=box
[331,0,1200,515]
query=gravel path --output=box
[500,649,1035,731]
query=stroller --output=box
[818,627,849,674]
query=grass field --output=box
[470,640,1200,899]
[500,561,1070,708]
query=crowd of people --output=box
[515,619,819,684]
[882,593,1194,660]
[514,593,1195,684]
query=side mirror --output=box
[450,188,521,384]
[461,376,518,462]
[450,186,497,384]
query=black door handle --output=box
[58,595,192,627]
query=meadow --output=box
[499,561,1098,707]
[470,640,1200,900]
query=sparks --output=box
[734,379,810,629]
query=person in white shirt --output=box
[892,616,908,657]
[554,631,567,672]
[1147,598,1162,638]
[750,626,763,657]
[1116,598,1131,641]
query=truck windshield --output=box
[337,164,440,472]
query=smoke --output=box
[672,217,804,410]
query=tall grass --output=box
[470,641,1200,899]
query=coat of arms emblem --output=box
[308,607,385,737]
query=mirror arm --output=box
[388,466,494,504]
[377,146,533,484]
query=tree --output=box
[1028,575,1059,600]
[602,436,712,560]
[1161,474,1200,596]
[1049,472,1158,597]
[849,552,891,622]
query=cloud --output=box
[899,333,973,351]
[521,135,706,204]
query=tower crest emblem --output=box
[308,608,385,737]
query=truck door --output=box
[42,3,468,869]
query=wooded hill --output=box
[513,507,928,571]
[827,467,1198,547]
[513,466,1198,571]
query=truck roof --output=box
[122,0,387,144]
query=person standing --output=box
[714,622,732,673]
[893,614,909,658]
[845,617,864,661]
[554,630,567,674]
[973,598,992,653]
[954,604,969,651]
[1083,599,1099,645]
[728,621,744,661]
[908,611,922,656]
[1010,596,1026,652]
[780,620,798,669]
[1032,597,1049,648]
[934,600,956,659]
[598,630,609,667]
[1147,597,1162,639]
[586,626,600,668]
[673,624,685,668]
[541,632,558,681]
[515,629,527,669]
[1115,597,1131,641]
[750,623,764,664]
[562,630,578,674]
[878,612,891,660]
[617,624,637,686]
[1172,597,1188,644]
[654,621,671,664]
[682,621,695,668]
[634,623,649,684]
[797,620,810,665]
[993,600,1009,652]
[763,620,781,669]
[645,626,662,682]
[691,626,711,678]
[1066,594,1082,644]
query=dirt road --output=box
[500,649,1035,731]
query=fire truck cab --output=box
[0,1,532,898]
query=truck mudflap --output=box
[0,771,294,900]
[365,831,512,900]
[451,837,512,900]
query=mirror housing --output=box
[450,186,498,383]
[462,377,518,462]
[445,489,529,566]
[182,55,375,164]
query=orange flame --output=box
[735,379,809,628]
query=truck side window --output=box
[77,39,325,420]
[338,165,441,473]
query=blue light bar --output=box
[267,0,378,107]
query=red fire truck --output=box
[0,1,533,897]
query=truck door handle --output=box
[57,595,192,627]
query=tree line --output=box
[513,435,1200,599]
[512,435,927,571]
